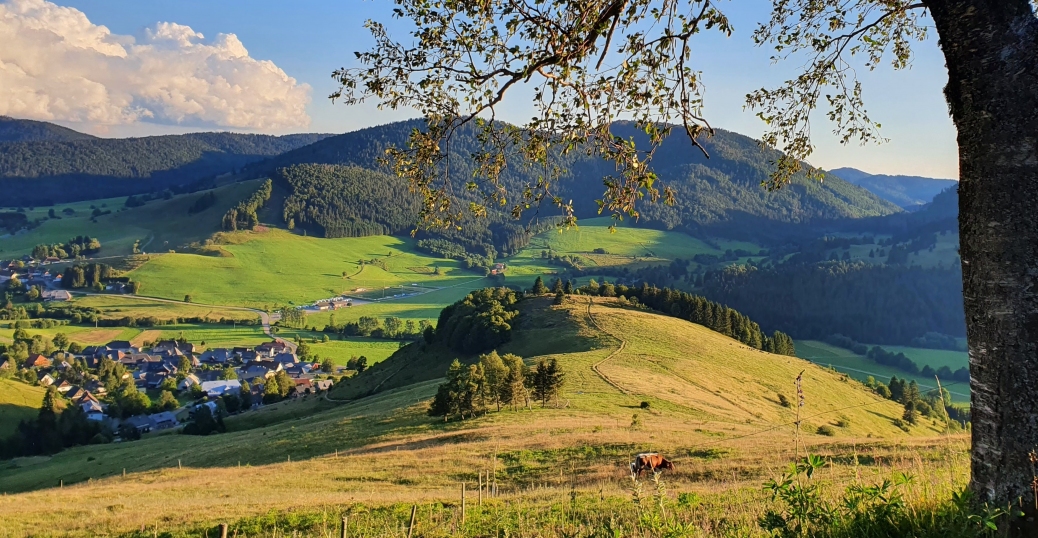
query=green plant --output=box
[761,454,833,537]
[676,492,700,508]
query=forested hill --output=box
[0,116,95,143]
[248,119,901,244]
[829,167,957,209]
[0,126,334,206]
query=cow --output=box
[630,453,675,476]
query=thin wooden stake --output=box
[461,483,466,525]
[478,472,484,506]
[340,516,347,538]
[407,505,417,538]
[178,459,182,469]
[219,523,228,538]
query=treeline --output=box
[433,288,520,355]
[222,179,272,231]
[0,131,330,206]
[60,263,135,291]
[699,261,965,345]
[30,236,101,260]
[416,238,495,273]
[429,351,564,421]
[862,376,963,432]
[570,279,796,356]
[0,387,106,459]
[321,315,433,340]
[825,334,969,382]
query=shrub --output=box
[817,425,836,436]
[640,401,651,409]
[778,393,791,407]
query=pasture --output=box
[795,340,969,402]
[0,297,965,537]
[0,378,48,437]
[0,180,263,258]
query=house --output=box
[123,415,154,434]
[256,341,288,357]
[200,348,232,364]
[84,379,107,395]
[178,374,201,391]
[272,352,298,365]
[149,411,179,430]
[80,400,105,421]
[105,341,136,352]
[54,360,72,372]
[238,364,275,382]
[239,350,258,362]
[192,401,219,416]
[24,354,51,369]
[313,379,333,392]
[194,370,223,383]
[0,358,11,371]
[82,346,105,358]
[56,380,73,393]
[284,365,307,378]
[293,378,314,395]
[66,388,99,405]
[42,289,72,301]
[37,372,55,386]
[200,380,241,398]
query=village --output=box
[0,337,336,438]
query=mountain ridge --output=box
[829,167,957,209]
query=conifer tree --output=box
[531,276,548,294]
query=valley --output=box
[0,117,972,537]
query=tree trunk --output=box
[928,0,1038,531]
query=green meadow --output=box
[795,340,969,402]
[0,180,263,258]
[0,378,48,437]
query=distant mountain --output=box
[0,120,334,205]
[0,116,96,143]
[829,167,957,209]
[247,120,901,246]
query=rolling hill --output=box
[245,120,901,247]
[829,167,957,209]
[0,294,953,536]
[0,120,333,206]
[0,116,95,143]
[0,379,47,438]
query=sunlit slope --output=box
[127,228,487,309]
[0,379,47,437]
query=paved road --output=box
[71,292,297,354]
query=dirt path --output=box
[584,297,632,395]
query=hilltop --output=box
[0,295,955,536]
[0,117,95,143]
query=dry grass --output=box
[0,297,968,536]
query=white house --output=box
[178,374,201,391]
[200,380,241,398]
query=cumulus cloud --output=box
[0,0,311,130]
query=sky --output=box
[0,0,958,179]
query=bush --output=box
[817,425,836,436]
[778,393,791,407]
[640,401,651,409]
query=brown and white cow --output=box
[630,453,675,476]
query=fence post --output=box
[340,516,347,538]
[219,523,228,538]
[407,505,417,538]
[478,472,484,506]
[461,482,466,525]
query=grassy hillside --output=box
[0,180,264,258]
[796,340,969,402]
[0,296,957,536]
[0,379,47,437]
[129,229,496,309]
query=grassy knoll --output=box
[128,229,488,309]
[276,330,404,366]
[796,340,969,402]
[0,297,961,536]
[0,180,263,258]
[0,379,47,437]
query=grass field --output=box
[0,180,264,259]
[795,340,970,402]
[0,296,964,536]
[0,379,47,437]
[276,331,404,366]
[72,295,260,323]
[128,229,491,310]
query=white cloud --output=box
[0,0,311,130]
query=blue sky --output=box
[7,0,958,178]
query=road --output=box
[70,292,297,354]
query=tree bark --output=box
[927,0,1038,532]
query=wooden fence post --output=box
[478,472,484,506]
[407,505,417,538]
[219,523,228,538]
[461,482,466,525]
[340,516,347,538]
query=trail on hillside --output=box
[584,298,632,395]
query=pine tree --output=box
[500,354,528,410]
[550,278,563,293]
[479,352,508,412]
[563,280,574,294]
[903,401,919,425]
[532,276,548,294]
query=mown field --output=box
[795,340,970,402]
[0,378,48,437]
[0,180,263,258]
[0,296,963,537]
